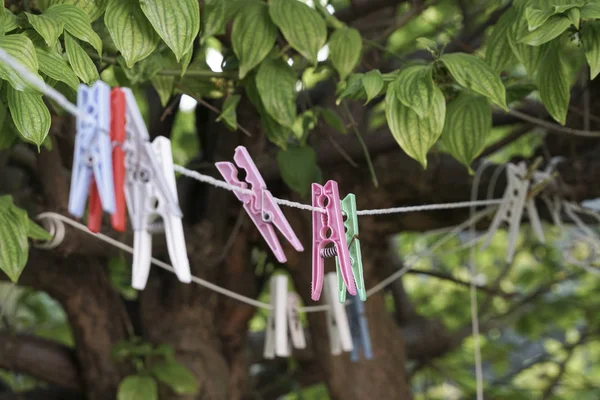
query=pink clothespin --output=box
[216,146,304,263]
[311,181,357,301]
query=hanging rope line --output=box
[35,212,490,312]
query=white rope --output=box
[35,212,490,312]
[0,48,94,124]
[469,161,492,400]
[36,212,274,310]
[0,43,502,216]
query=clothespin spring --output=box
[321,236,359,258]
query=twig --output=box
[407,268,516,298]
[181,90,253,137]
[507,109,600,138]
[324,130,359,168]
[341,101,379,188]
[541,334,586,399]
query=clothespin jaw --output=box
[216,146,303,264]
[323,273,353,355]
[348,296,373,362]
[264,275,307,359]
[336,194,365,303]
[311,181,357,301]
[68,81,115,219]
[481,163,530,263]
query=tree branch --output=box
[0,333,82,391]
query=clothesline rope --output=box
[0,46,502,215]
[35,212,488,312]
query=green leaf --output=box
[0,196,30,282]
[256,58,297,128]
[139,0,200,61]
[361,69,383,104]
[525,7,555,31]
[117,375,158,400]
[25,12,64,47]
[440,53,507,111]
[393,65,435,118]
[46,4,103,53]
[151,362,199,395]
[506,82,537,104]
[105,0,159,68]
[536,44,570,125]
[150,75,174,106]
[441,93,492,171]
[314,1,345,29]
[201,0,226,41]
[385,81,446,168]
[269,0,327,64]
[0,34,43,92]
[328,27,361,80]
[47,0,108,21]
[232,1,276,79]
[35,46,80,90]
[519,15,572,46]
[583,21,600,79]
[216,94,241,131]
[276,146,322,197]
[27,220,52,241]
[3,9,20,33]
[486,9,517,73]
[64,32,99,84]
[6,86,51,147]
[416,37,439,55]
[566,7,581,29]
[508,7,545,76]
[581,3,600,19]
[318,107,346,134]
[336,73,365,104]
[245,77,291,148]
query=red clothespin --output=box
[87,88,127,233]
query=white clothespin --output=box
[122,88,191,290]
[482,162,544,263]
[264,275,306,359]
[323,272,353,355]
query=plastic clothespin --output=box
[121,88,190,290]
[264,275,307,359]
[87,87,127,233]
[347,296,373,362]
[216,146,304,263]
[323,272,353,355]
[337,194,365,303]
[68,81,115,219]
[481,162,543,263]
[311,181,357,301]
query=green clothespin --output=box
[336,193,366,302]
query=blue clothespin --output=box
[347,296,373,362]
[68,81,116,218]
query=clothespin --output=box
[121,88,190,290]
[264,275,306,359]
[481,162,544,263]
[68,81,115,219]
[323,272,353,355]
[87,87,127,233]
[337,194,365,303]
[312,181,357,301]
[216,146,304,263]
[347,296,373,362]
